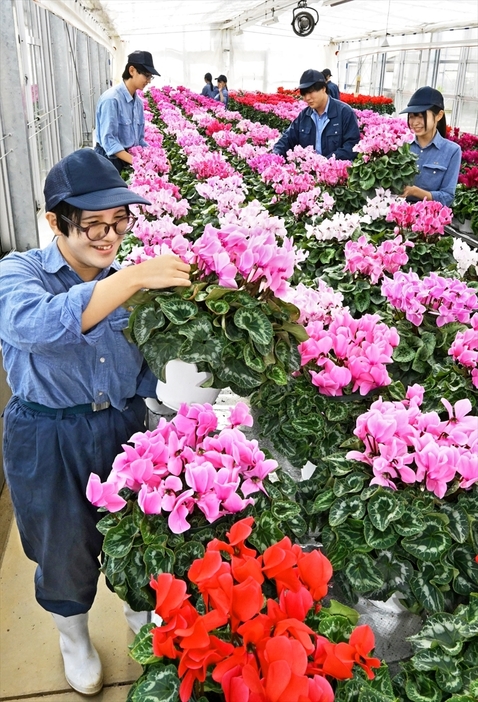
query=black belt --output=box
[20,399,111,415]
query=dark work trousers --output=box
[94,143,131,175]
[3,395,146,616]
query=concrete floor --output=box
[0,487,142,701]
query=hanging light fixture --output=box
[291,0,319,37]
[262,8,279,26]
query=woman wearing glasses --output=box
[0,149,191,695]
[95,50,160,173]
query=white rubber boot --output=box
[52,613,103,695]
[123,603,163,634]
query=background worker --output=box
[273,69,360,161]
[201,72,217,98]
[214,74,229,108]
[400,86,462,207]
[95,50,160,173]
[322,68,340,100]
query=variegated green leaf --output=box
[132,303,165,345]
[266,365,288,385]
[159,296,198,325]
[179,336,224,366]
[131,663,180,702]
[318,614,354,643]
[216,359,264,389]
[308,489,336,514]
[173,541,205,576]
[324,453,354,476]
[363,518,399,549]
[410,573,445,613]
[271,500,301,521]
[102,516,138,559]
[206,298,230,314]
[435,667,464,693]
[405,674,442,702]
[344,552,384,592]
[412,649,460,675]
[125,548,149,589]
[280,321,309,342]
[176,316,212,341]
[286,514,307,537]
[403,523,452,562]
[128,624,157,665]
[450,545,478,585]
[141,332,183,381]
[224,290,259,307]
[333,472,367,497]
[243,344,266,372]
[329,496,366,527]
[234,306,274,346]
[367,489,405,531]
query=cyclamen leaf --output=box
[159,297,198,325]
[131,664,180,702]
[329,496,366,526]
[405,674,442,702]
[367,490,405,531]
[403,523,452,562]
[344,552,384,592]
[102,516,138,559]
[234,307,274,346]
[132,303,166,346]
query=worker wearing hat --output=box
[214,74,229,108]
[400,86,461,206]
[0,149,190,695]
[273,69,360,160]
[322,68,340,100]
[95,50,160,173]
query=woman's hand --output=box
[402,185,432,201]
[133,255,191,290]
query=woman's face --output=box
[408,109,444,141]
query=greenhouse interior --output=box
[0,0,477,701]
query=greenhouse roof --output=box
[98,0,478,44]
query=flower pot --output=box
[354,593,423,668]
[156,359,220,411]
[453,216,473,234]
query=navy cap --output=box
[322,68,332,79]
[215,74,227,83]
[44,149,151,212]
[400,86,444,113]
[127,50,160,76]
[299,69,326,89]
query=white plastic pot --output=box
[156,359,220,411]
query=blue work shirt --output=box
[0,240,156,409]
[95,81,148,157]
[214,87,229,109]
[327,81,340,100]
[410,132,462,207]
[310,99,330,155]
[201,84,217,99]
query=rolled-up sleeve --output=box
[96,97,126,156]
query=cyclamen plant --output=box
[381,271,478,327]
[87,403,276,534]
[449,313,478,389]
[346,385,478,497]
[128,517,391,702]
[386,199,453,237]
[298,310,399,396]
[344,235,414,284]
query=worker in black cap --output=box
[400,86,461,206]
[273,69,360,161]
[214,74,229,108]
[95,50,160,173]
[322,68,340,100]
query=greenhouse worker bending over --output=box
[0,149,191,696]
[95,50,160,173]
[400,86,462,207]
[273,69,360,161]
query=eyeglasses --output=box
[140,72,153,82]
[60,214,137,241]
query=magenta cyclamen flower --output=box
[86,403,277,533]
[346,388,478,497]
[344,235,413,284]
[386,199,453,237]
[381,271,478,327]
[298,310,399,396]
[449,314,478,389]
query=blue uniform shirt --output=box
[0,240,156,409]
[95,81,148,157]
[214,87,229,109]
[410,131,462,207]
[311,100,330,155]
[201,84,217,99]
